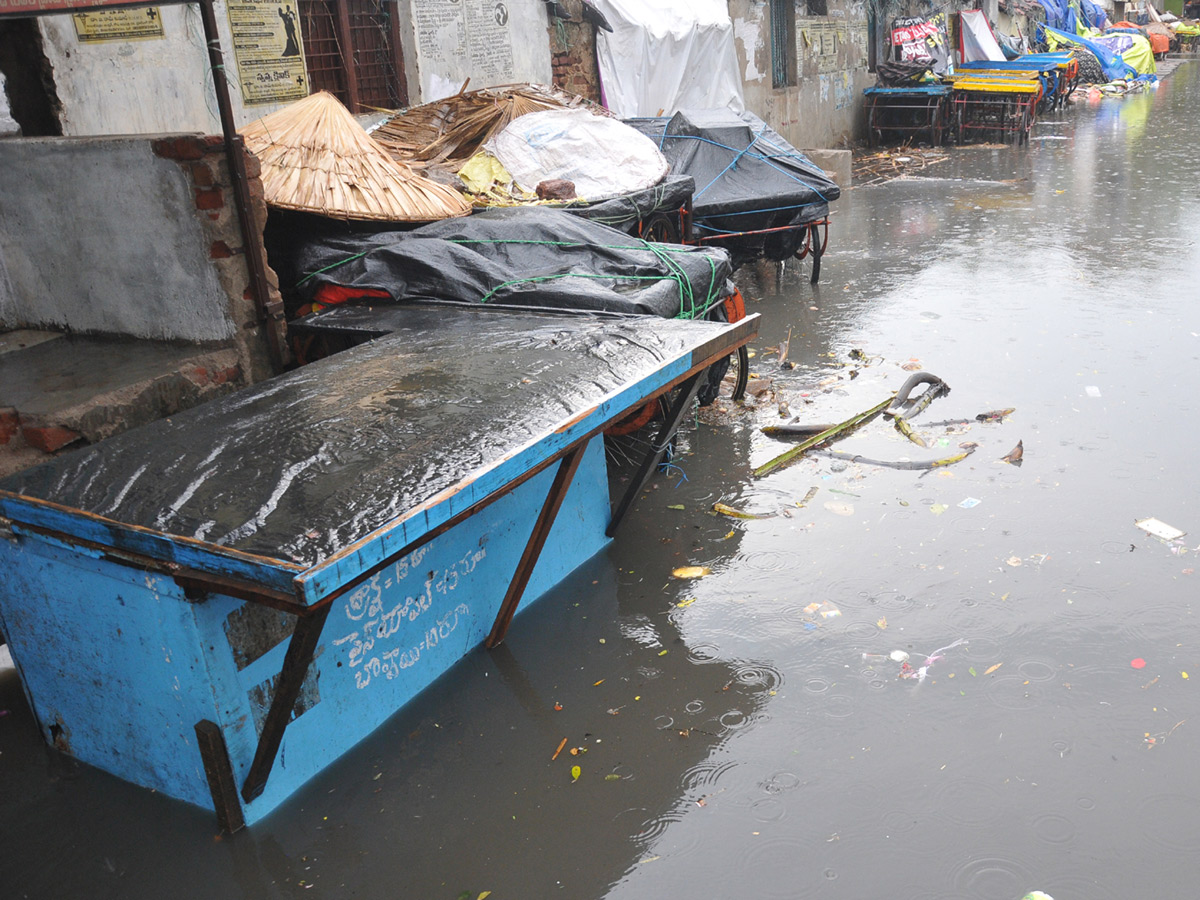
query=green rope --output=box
[295,250,372,287]
[298,237,725,320]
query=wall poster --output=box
[72,7,164,42]
[414,0,515,96]
[890,13,952,75]
[226,0,309,106]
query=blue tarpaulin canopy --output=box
[1037,0,1109,33]
[1041,24,1137,81]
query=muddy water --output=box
[3,62,1200,900]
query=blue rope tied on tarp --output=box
[694,126,766,198]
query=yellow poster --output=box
[226,0,309,106]
[72,8,164,43]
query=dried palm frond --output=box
[371,83,609,174]
[240,91,471,222]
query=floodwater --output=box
[3,61,1200,899]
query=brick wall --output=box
[150,134,287,381]
[546,1,602,103]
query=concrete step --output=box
[0,331,246,478]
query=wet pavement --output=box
[3,60,1200,900]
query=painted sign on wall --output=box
[226,0,309,105]
[71,6,163,41]
[414,0,516,99]
[0,0,174,17]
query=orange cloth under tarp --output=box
[1146,31,1171,53]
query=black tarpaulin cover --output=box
[626,110,840,261]
[295,206,732,319]
[564,175,694,236]
[1,307,744,567]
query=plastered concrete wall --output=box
[35,4,291,136]
[730,0,873,149]
[396,0,553,104]
[0,135,279,383]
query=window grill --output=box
[770,0,797,88]
[299,0,408,111]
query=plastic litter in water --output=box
[1135,518,1186,542]
[959,497,981,509]
[1023,893,1055,900]
[1085,385,1102,398]
[1131,658,1147,669]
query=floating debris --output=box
[712,502,777,520]
[1000,440,1024,465]
[1136,518,1186,542]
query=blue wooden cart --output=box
[0,304,756,829]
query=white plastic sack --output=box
[487,108,669,202]
[590,0,745,118]
[959,9,1006,62]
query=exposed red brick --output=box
[209,240,234,259]
[21,424,82,453]
[195,188,225,210]
[243,154,262,178]
[190,162,215,188]
[212,365,241,385]
[207,212,220,221]
[203,134,226,150]
[0,407,17,445]
[191,366,211,386]
[168,136,207,160]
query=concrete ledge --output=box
[0,335,247,478]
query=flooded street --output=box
[4,60,1200,900]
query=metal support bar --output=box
[693,216,831,245]
[195,720,245,833]
[387,0,409,107]
[198,0,286,374]
[809,223,823,284]
[486,444,585,648]
[606,371,705,538]
[333,0,360,112]
[241,604,332,802]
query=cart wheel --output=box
[809,223,823,284]
[641,211,681,244]
[729,346,750,401]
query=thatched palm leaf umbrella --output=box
[240,91,471,222]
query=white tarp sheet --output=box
[959,9,1006,62]
[487,108,669,201]
[590,0,745,118]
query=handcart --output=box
[949,73,1043,145]
[957,53,1078,110]
[625,110,841,282]
[862,85,954,147]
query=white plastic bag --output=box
[487,108,669,201]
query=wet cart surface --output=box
[0,304,757,827]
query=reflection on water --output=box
[603,61,1200,900]
[3,62,1200,900]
